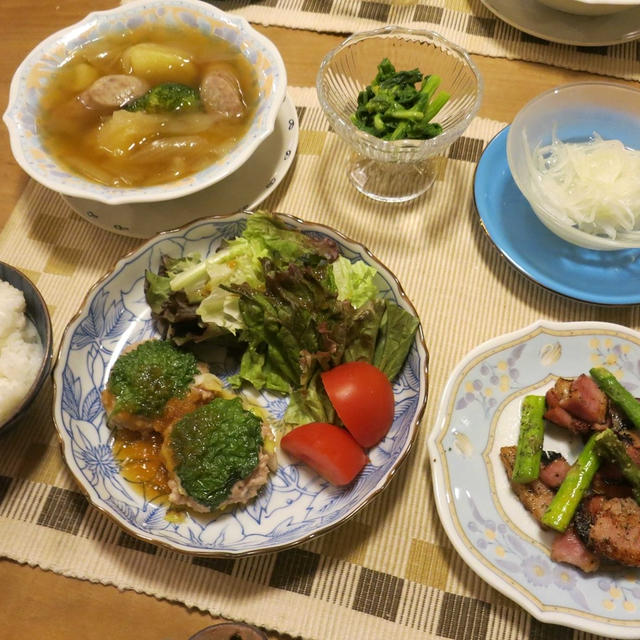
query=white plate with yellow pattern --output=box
[428,320,640,638]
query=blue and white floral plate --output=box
[428,320,640,638]
[53,211,428,556]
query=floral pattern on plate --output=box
[428,321,640,638]
[53,211,428,556]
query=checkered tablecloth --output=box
[215,0,640,81]
[1,86,638,639]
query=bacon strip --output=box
[544,375,609,433]
[499,446,554,522]
[560,374,608,423]
[550,526,600,573]
[539,452,570,489]
[576,496,640,568]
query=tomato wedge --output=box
[280,422,367,486]
[321,361,394,448]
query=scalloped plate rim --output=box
[428,319,640,637]
[52,210,429,557]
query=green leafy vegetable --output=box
[283,371,337,426]
[166,212,337,299]
[343,299,386,365]
[147,213,338,344]
[227,258,350,392]
[168,397,263,510]
[106,340,199,418]
[144,255,208,345]
[351,58,450,141]
[197,286,243,335]
[145,269,172,316]
[373,301,420,380]
[332,256,379,308]
[124,82,202,113]
[144,210,420,426]
[145,255,202,311]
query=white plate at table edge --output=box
[480,0,640,46]
[428,320,640,637]
[52,210,429,556]
[62,93,299,238]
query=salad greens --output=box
[351,58,450,141]
[145,211,418,425]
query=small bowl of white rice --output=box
[0,261,53,434]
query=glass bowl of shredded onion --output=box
[506,82,640,250]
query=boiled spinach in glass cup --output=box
[317,26,483,203]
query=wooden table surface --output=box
[0,1,638,638]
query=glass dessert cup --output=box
[317,26,483,203]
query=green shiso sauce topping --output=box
[107,340,199,418]
[169,397,264,510]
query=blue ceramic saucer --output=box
[474,126,640,306]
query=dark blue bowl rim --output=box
[0,260,54,433]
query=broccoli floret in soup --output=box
[124,82,202,113]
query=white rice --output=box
[0,280,44,424]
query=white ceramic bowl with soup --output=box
[3,0,287,232]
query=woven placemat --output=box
[0,86,637,640]
[215,0,640,82]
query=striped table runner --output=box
[216,0,640,82]
[0,87,637,640]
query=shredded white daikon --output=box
[525,130,640,239]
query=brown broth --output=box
[112,428,189,523]
[37,24,258,188]
[112,428,170,501]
